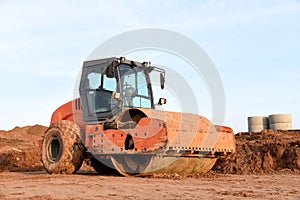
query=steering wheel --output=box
[124,83,137,98]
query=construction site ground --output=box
[0,125,299,199]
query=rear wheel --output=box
[41,120,85,174]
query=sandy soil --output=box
[0,125,47,172]
[214,130,300,174]
[1,125,300,199]
[0,172,299,200]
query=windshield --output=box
[80,62,154,123]
[84,66,119,113]
[119,64,152,108]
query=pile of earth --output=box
[213,129,300,175]
[0,125,47,172]
[1,125,299,175]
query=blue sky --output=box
[0,0,299,132]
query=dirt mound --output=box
[0,125,47,172]
[213,130,300,175]
[1,125,300,175]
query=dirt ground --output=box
[0,125,300,199]
[0,171,299,200]
[0,172,300,199]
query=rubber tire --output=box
[90,156,119,175]
[42,120,85,174]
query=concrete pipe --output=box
[248,116,269,125]
[269,114,292,124]
[248,124,269,132]
[269,123,293,131]
[248,116,269,132]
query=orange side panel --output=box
[117,108,236,153]
[85,118,167,154]
[50,99,86,131]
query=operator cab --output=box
[79,57,165,124]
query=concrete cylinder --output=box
[269,123,293,130]
[269,114,293,130]
[248,116,269,132]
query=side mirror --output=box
[106,62,115,78]
[158,98,167,105]
[160,73,165,89]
